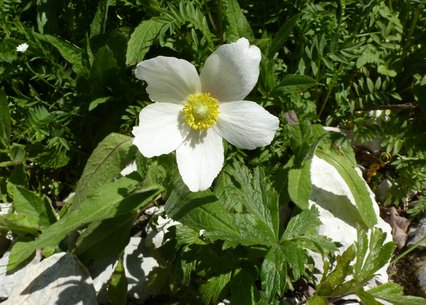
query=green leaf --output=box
[268,14,300,57]
[280,241,307,281]
[126,19,163,66]
[8,143,26,165]
[108,256,128,305]
[315,245,356,296]
[368,283,426,305]
[273,74,318,95]
[281,207,321,240]
[378,64,397,77]
[223,163,280,240]
[356,290,383,305]
[42,34,88,74]
[36,0,59,34]
[88,96,110,111]
[260,246,286,300]
[73,214,135,264]
[89,46,119,89]
[307,296,328,305]
[315,143,377,228]
[0,87,11,148]
[230,268,257,305]
[9,184,57,228]
[90,0,109,37]
[355,229,396,282]
[7,176,159,271]
[165,188,242,243]
[200,272,232,305]
[224,0,254,41]
[72,133,133,209]
[0,214,40,236]
[356,52,381,69]
[287,156,312,209]
[166,181,275,246]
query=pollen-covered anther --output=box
[183,93,219,131]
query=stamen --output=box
[183,93,219,131]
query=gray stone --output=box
[408,218,426,250]
[2,252,97,305]
[415,253,426,296]
[374,178,393,204]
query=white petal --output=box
[200,38,261,102]
[136,56,201,103]
[132,103,189,157]
[214,101,279,150]
[176,129,224,192]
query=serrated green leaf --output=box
[273,74,318,95]
[200,272,232,305]
[368,283,426,305]
[166,181,275,246]
[354,228,369,275]
[72,133,133,210]
[316,245,356,296]
[315,145,377,228]
[281,241,307,280]
[108,256,128,305]
[7,176,159,271]
[225,0,254,41]
[356,229,396,282]
[126,19,163,66]
[281,207,321,240]
[224,163,280,240]
[260,246,287,300]
[0,88,11,148]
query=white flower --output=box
[132,38,279,192]
[16,43,29,53]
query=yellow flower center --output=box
[183,93,219,131]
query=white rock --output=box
[0,251,42,299]
[120,160,137,176]
[92,236,161,303]
[125,237,159,299]
[2,252,97,305]
[309,155,393,286]
[145,215,180,249]
[92,209,179,302]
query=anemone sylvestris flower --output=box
[132,38,279,192]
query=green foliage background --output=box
[1,0,426,304]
